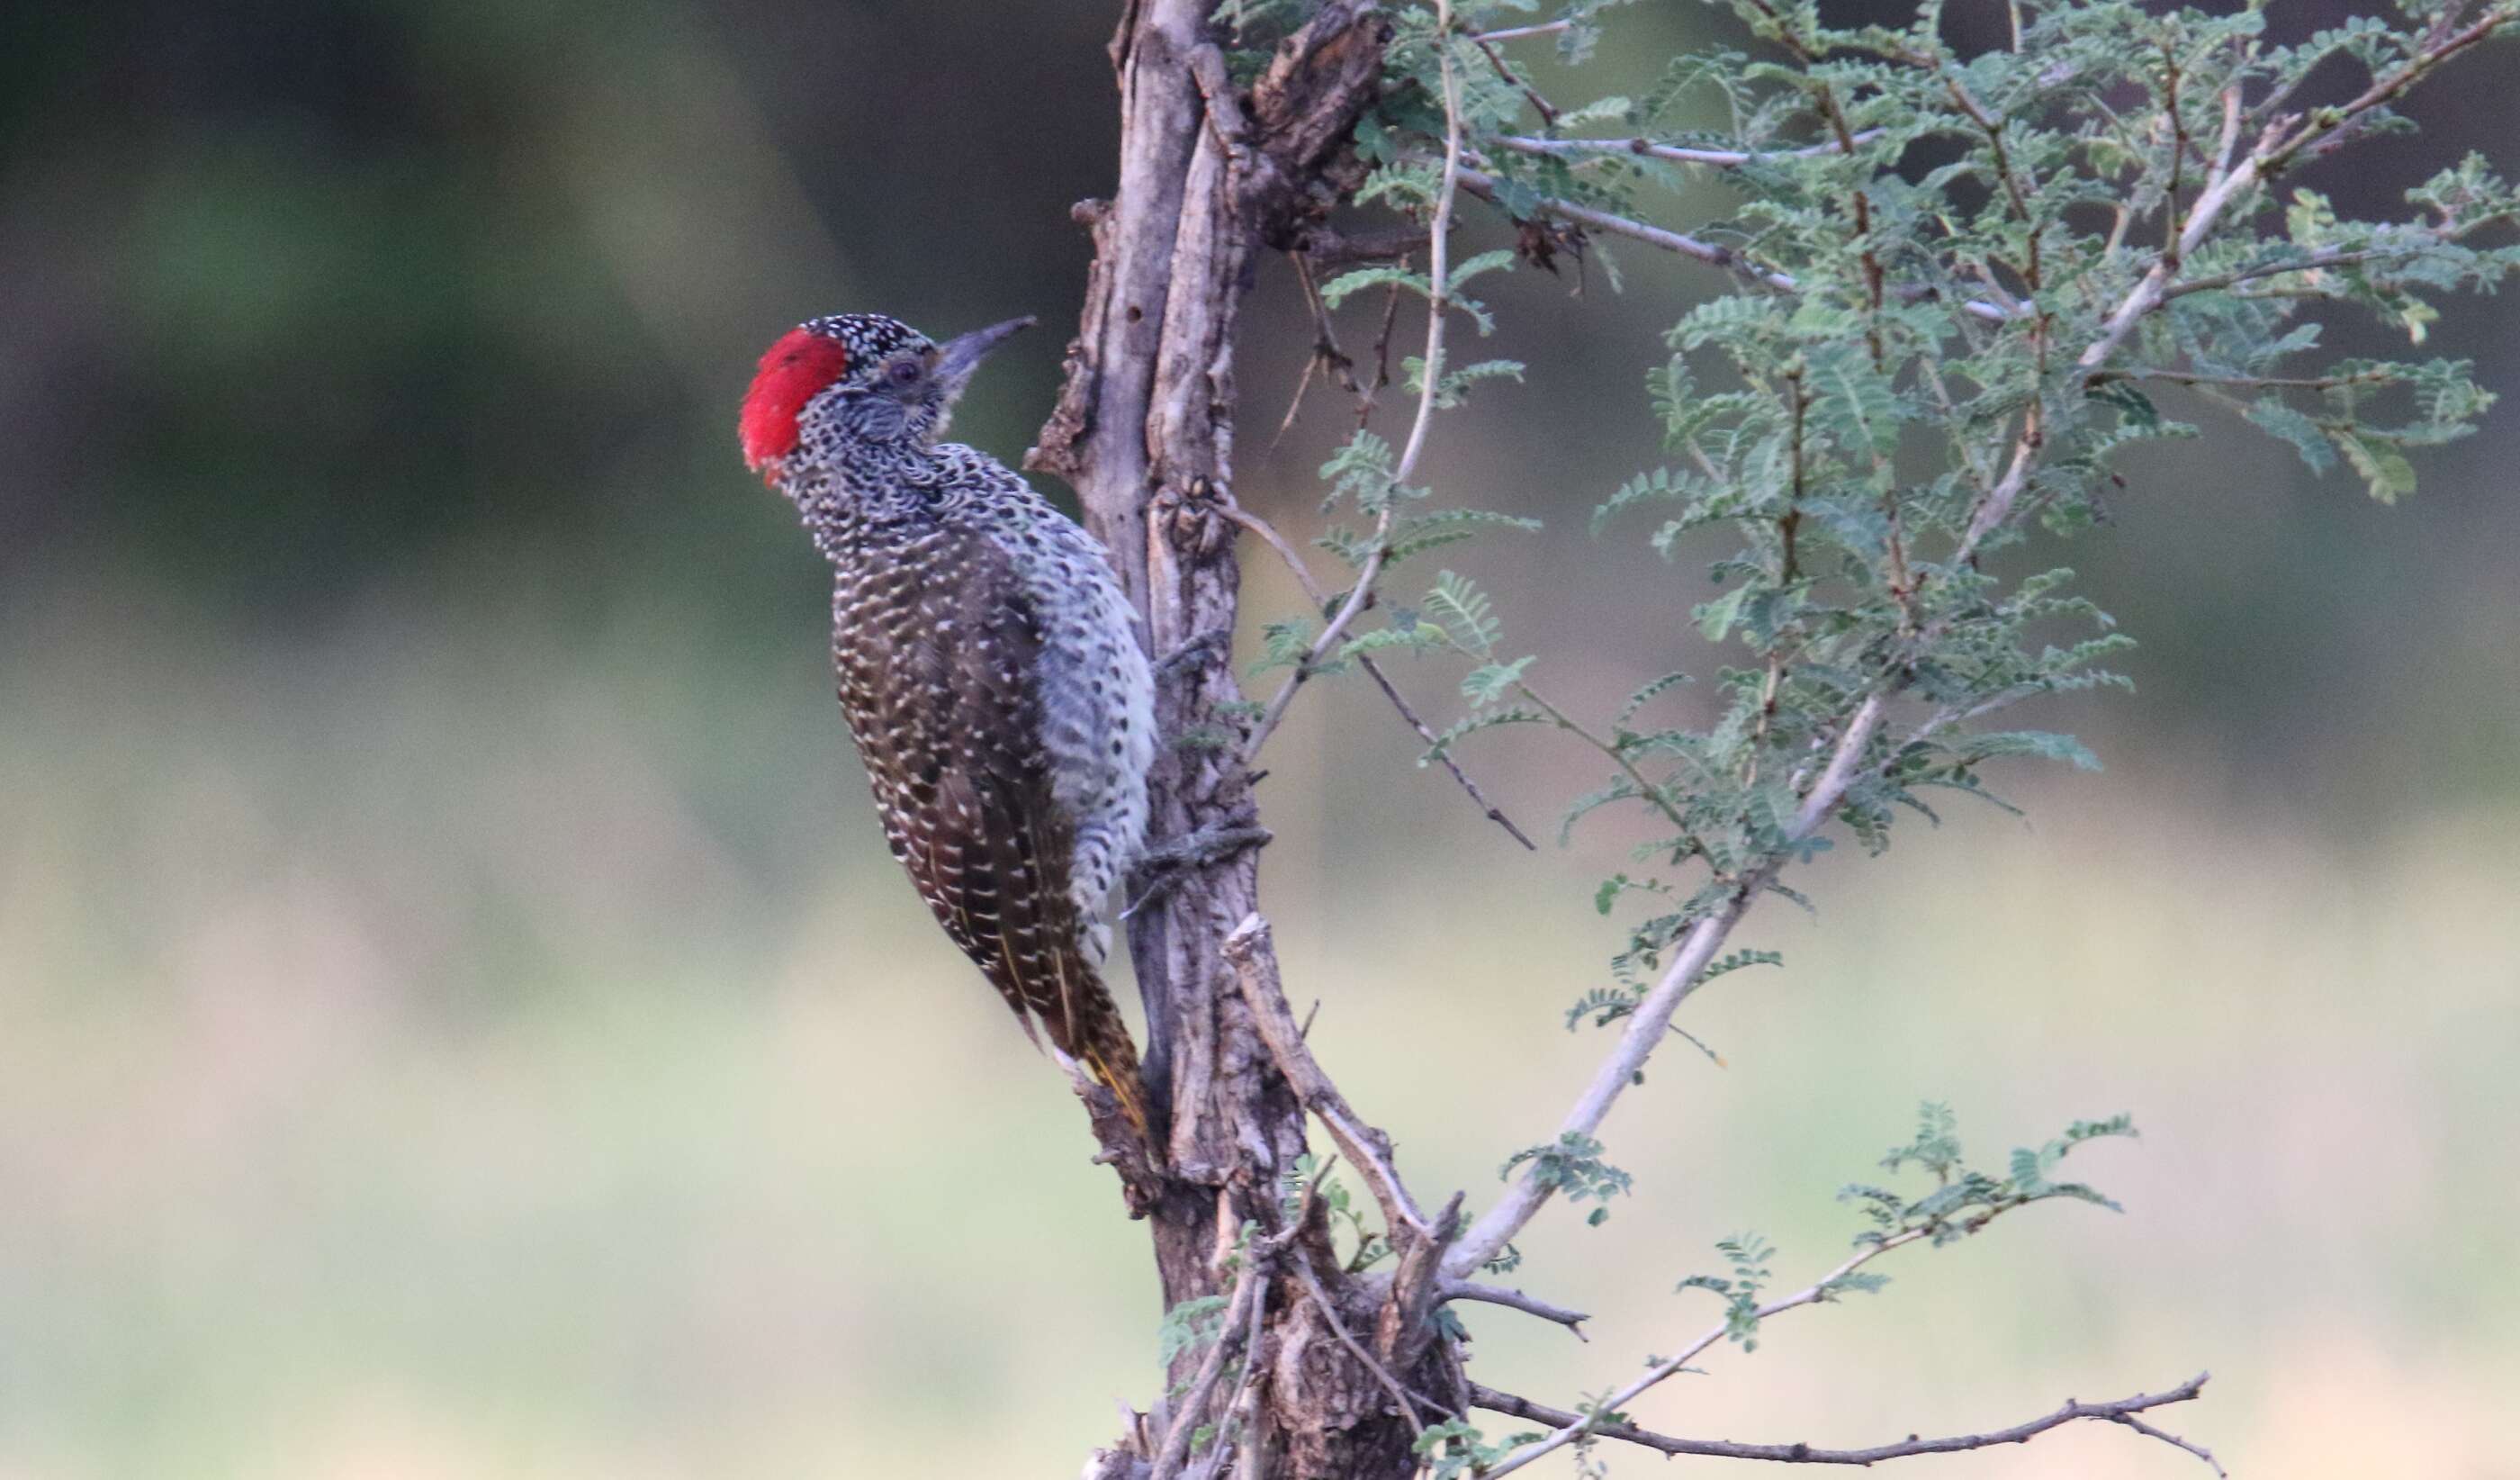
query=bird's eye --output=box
[886,358,923,387]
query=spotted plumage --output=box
[741,312,1156,1136]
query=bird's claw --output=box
[1121,818,1273,919]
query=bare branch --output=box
[1471,19,1568,43]
[1298,222,1434,270]
[2159,245,2427,301]
[1438,1280,1589,1339]
[1295,1258,1428,1439]
[1225,914,1434,1242]
[1454,165,1799,293]
[1442,888,1753,1279]
[2090,366,2399,391]
[1468,1372,2216,1470]
[1478,1231,1930,1477]
[2112,1408,2231,1477]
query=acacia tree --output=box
[1009,2,2517,1475]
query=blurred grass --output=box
[3,564,2514,1478]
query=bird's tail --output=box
[962,808,1156,1144]
[1060,983,1155,1144]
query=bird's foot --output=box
[1121,816,1272,920]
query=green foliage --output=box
[1500,1132,1634,1225]
[1250,617,1318,677]
[1662,1105,2136,1365]
[1236,7,2506,1419]
[1172,15,2512,1467]
[1675,1232,1778,1350]
[1844,1102,2141,1247]
[1415,1417,1539,1480]
[1276,0,2516,1005]
[1281,1152,1395,1273]
[1156,1294,1228,1367]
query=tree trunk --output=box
[1025,5,1456,1476]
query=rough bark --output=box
[1027,5,1451,1476]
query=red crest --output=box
[739,327,853,481]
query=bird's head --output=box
[739,311,1034,484]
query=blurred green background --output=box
[3,1,2516,1475]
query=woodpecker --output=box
[740,312,1156,1138]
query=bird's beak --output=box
[936,315,1037,393]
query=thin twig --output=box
[2089,366,2398,391]
[1469,1372,2217,1470]
[1452,166,2018,324]
[1510,680,1695,837]
[1361,656,1539,849]
[2112,1409,2230,1477]
[1475,35,1557,126]
[1471,19,1567,42]
[1225,914,1434,1242]
[2159,245,2426,301]
[1358,274,1405,430]
[1490,127,1883,168]
[1438,1280,1588,1339]
[1293,1258,1427,1438]
[1478,1231,1930,1477]
[1274,254,1359,449]
[1271,350,1322,452]
[1220,497,1536,849]
[1242,0,1465,764]
[1455,166,1799,293]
